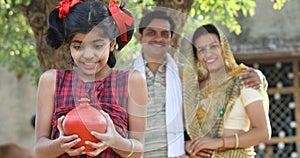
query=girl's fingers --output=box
[65,146,85,156]
[57,116,65,136]
[60,137,81,149]
[85,141,108,157]
[85,141,108,149]
[100,110,113,125]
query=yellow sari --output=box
[183,25,268,158]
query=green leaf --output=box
[272,0,287,10]
[190,7,195,17]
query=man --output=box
[132,10,266,158]
[133,10,185,157]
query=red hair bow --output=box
[56,0,82,19]
[108,0,134,42]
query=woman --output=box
[183,24,271,157]
[34,0,147,157]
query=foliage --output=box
[0,0,288,86]
[190,0,256,35]
[190,0,287,34]
[272,0,287,10]
[0,0,40,85]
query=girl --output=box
[34,0,147,157]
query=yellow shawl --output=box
[183,25,269,140]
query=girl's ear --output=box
[110,39,116,51]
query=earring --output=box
[224,58,230,69]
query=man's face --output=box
[138,18,172,60]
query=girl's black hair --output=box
[46,1,134,68]
[191,24,221,58]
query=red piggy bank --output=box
[62,98,107,152]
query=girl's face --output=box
[195,33,225,75]
[70,31,115,78]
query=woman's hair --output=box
[191,24,220,58]
[46,1,134,68]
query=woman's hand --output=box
[84,110,119,157]
[56,116,86,156]
[240,68,262,89]
[186,140,213,158]
[188,136,221,157]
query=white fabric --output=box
[225,87,265,131]
[133,53,185,157]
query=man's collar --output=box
[143,55,167,74]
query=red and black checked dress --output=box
[51,70,130,158]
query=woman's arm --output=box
[34,70,83,157]
[217,100,271,149]
[186,90,271,156]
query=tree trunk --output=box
[156,0,194,58]
[20,0,72,72]
[19,0,193,72]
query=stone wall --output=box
[223,0,300,53]
[0,67,36,154]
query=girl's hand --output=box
[57,116,86,156]
[240,68,261,89]
[84,110,120,156]
[83,141,108,157]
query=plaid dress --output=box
[51,70,129,158]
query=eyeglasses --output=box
[196,42,221,55]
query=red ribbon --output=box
[56,0,82,19]
[108,0,134,42]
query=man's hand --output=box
[239,68,262,89]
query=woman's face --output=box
[194,33,225,75]
[70,30,115,77]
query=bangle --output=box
[234,133,239,149]
[125,139,134,158]
[221,137,225,148]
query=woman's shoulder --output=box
[241,87,262,95]
[240,87,265,106]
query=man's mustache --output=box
[148,41,166,47]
